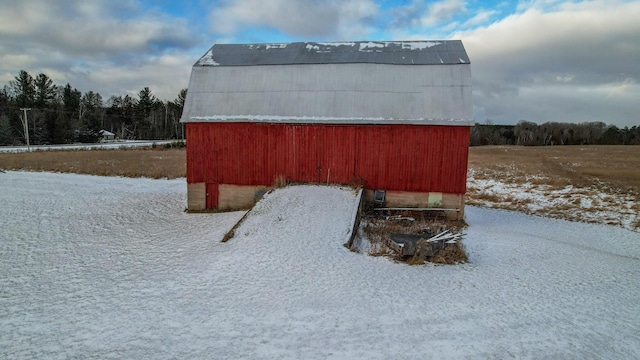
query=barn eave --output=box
[180,115,474,126]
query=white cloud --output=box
[555,74,575,83]
[388,0,425,28]
[460,9,497,28]
[455,0,640,126]
[335,0,379,39]
[461,0,640,70]
[77,53,194,100]
[209,0,378,39]
[0,0,200,100]
[0,0,196,58]
[0,53,36,70]
[0,72,15,85]
[604,77,637,98]
[515,0,564,12]
[420,0,467,27]
[0,1,51,35]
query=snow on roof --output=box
[195,40,470,67]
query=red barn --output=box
[181,41,473,215]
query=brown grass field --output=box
[0,148,186,179]
[467,145,640,230]
[467,145,640,194]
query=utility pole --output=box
[20,108,31,151]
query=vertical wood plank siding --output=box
[206,183,219,209]
[186,123,469,194]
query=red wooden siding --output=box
[206,183,219,209]
[186,123,470,194]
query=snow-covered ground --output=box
[1,171,639,359]
[0,140,176,153]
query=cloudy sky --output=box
[1,0,638,127]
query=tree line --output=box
[471,121,640,146]
[0,70,187,146]
[3,69,638,148]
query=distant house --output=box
[180,41,473,216]
[99,130,115,141]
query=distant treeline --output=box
[471,121,640,146]
[3,69,639,148]
[0,70,187,146]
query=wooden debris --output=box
[427,230,462,243]
[388,230,462,258]
[384,215,415,221]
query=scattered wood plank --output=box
[388,230,461,257]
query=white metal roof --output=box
[182,41,473,126]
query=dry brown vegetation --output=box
[429,243,468,265]
[358,212,468,265]
[0,148,186,179]
[467,145,640,230]
[468,145,640,194]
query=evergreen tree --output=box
[137,87,157,117]
[167,88,187,139]
[51,107,73,144]
[80,91,104,131]
[10,70,35,108]
[108,94,136,139]
[0,114,14,145]
[34,73,57,108]
[136,87,158,139]
[62,83,81,114]
[53,84,81,144]
[0,85,11,113]
[175,88,187,109]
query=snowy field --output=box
[467,168,640,232]
[1,171,639,359]
[0,140,175,153]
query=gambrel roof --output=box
[196,40,470,67]
[182,40,473,126]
